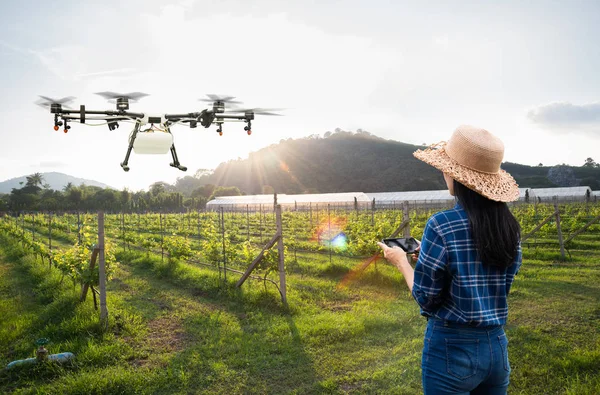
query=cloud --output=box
[527,101,600,131]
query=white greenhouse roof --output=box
[529,186,592,197]
[365,190,454,202]
[208,194,276,206]
[280,192,371,204]
[206,186,596,207]
[207,192,370,206]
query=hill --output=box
[191,130,600,194]
[0,172,113,194]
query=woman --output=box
[377,125,522,394]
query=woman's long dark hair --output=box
[453,180,521,268]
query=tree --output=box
[209,186,241,200]
[174,176,203,196]
[547,165,578,187]
[63,182,74,192]
[192,184,215,199]
[120,189,131,208]
[26,172,44,188]
[67,187,83,209]
[194,168,213,179]
[150,182,167,196]
[583,157,597,168]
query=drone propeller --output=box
[199,94,243,104]
[35,95,75,109]
[225,107,284,116]
[95,91,149,101]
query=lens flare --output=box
[331,232,348,250]
[337,254,381,289]
[311,216,348,248]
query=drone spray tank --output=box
[132,114,174,155]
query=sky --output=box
[1,0,599,191]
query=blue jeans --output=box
[421,318,511,394]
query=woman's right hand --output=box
[410,239,421,262]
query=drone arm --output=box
[212,114,251,120]
[164,113,200,121]
[60,115,134,122]
[56,109,145,118]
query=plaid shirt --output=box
[411,202,522,327]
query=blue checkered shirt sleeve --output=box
[411,217,448,312]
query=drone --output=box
[36,93,283,172]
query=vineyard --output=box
[1,201,599,394]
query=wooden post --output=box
[554,201,566,260]
[221,207,227,282]
[403,201,411,237]
[197,209,201,241]
[328,204,332,265]
[276,204,286,304]
[98,212,108,329]
[259,204,263,243]
[371,198,375,226]
[80,248,99,302]
[77,211,81,244]
[160,212,164,263]
[48,213,52,268]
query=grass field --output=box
[1,225,599,394]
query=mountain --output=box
[192,130,600,194]
[0,172,114,194]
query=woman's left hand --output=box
[376,241,410,268]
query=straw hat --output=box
[413,125,520,202]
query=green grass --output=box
[0,232,599,394]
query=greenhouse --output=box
[206,192,371,211]
[205,186,596,211]
[528,186,593,202]
[365,190,455,209]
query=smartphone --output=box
[382,237,420,253]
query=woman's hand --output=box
[376,241,415,291]
[410,240,421,262]
[376,241,411,268]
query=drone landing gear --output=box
[120,122,140,172]
[169,144,187,171]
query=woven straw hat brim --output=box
[413,142,520,203]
